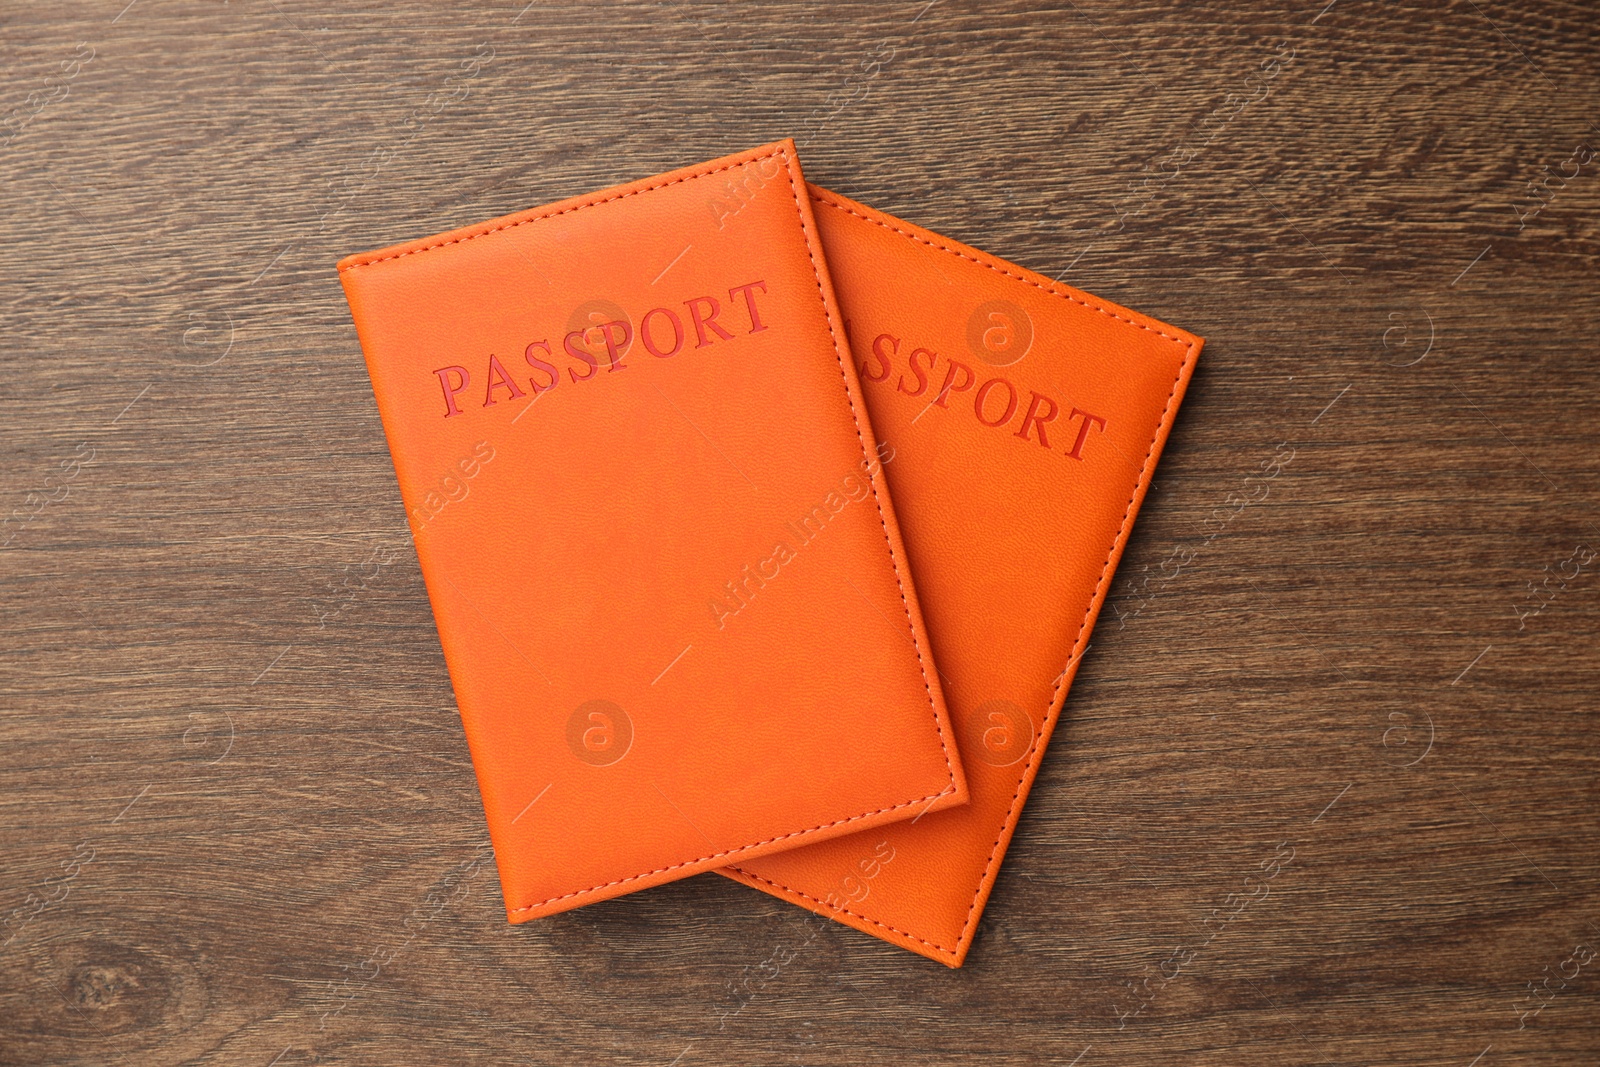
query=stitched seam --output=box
[724,867,958,959]
[810,192,1192,346]
[774,158,957,791]
[946,342,1191,953]
[378,146,958,916]
[751,191,1198,957]
[508,786,958,915]
[338,152,785,273]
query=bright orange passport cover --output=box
[721,185,1202,965]
[336,143,966,922]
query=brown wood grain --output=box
[2,0,1598,1063]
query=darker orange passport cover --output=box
[336,143,967,922]
[721,185,1202,965]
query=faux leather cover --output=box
[336,143,967,922]
[721,186,1201,965]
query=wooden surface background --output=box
[3,1,1598,1063]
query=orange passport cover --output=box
[721,185,1202,965]
[336,143,966,922]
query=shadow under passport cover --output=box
[336,142,967,922]
[721,186,1202,965]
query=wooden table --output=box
[4,2,1597,1063]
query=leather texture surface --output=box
[721,185,1202,966]
[336,143,967,922]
